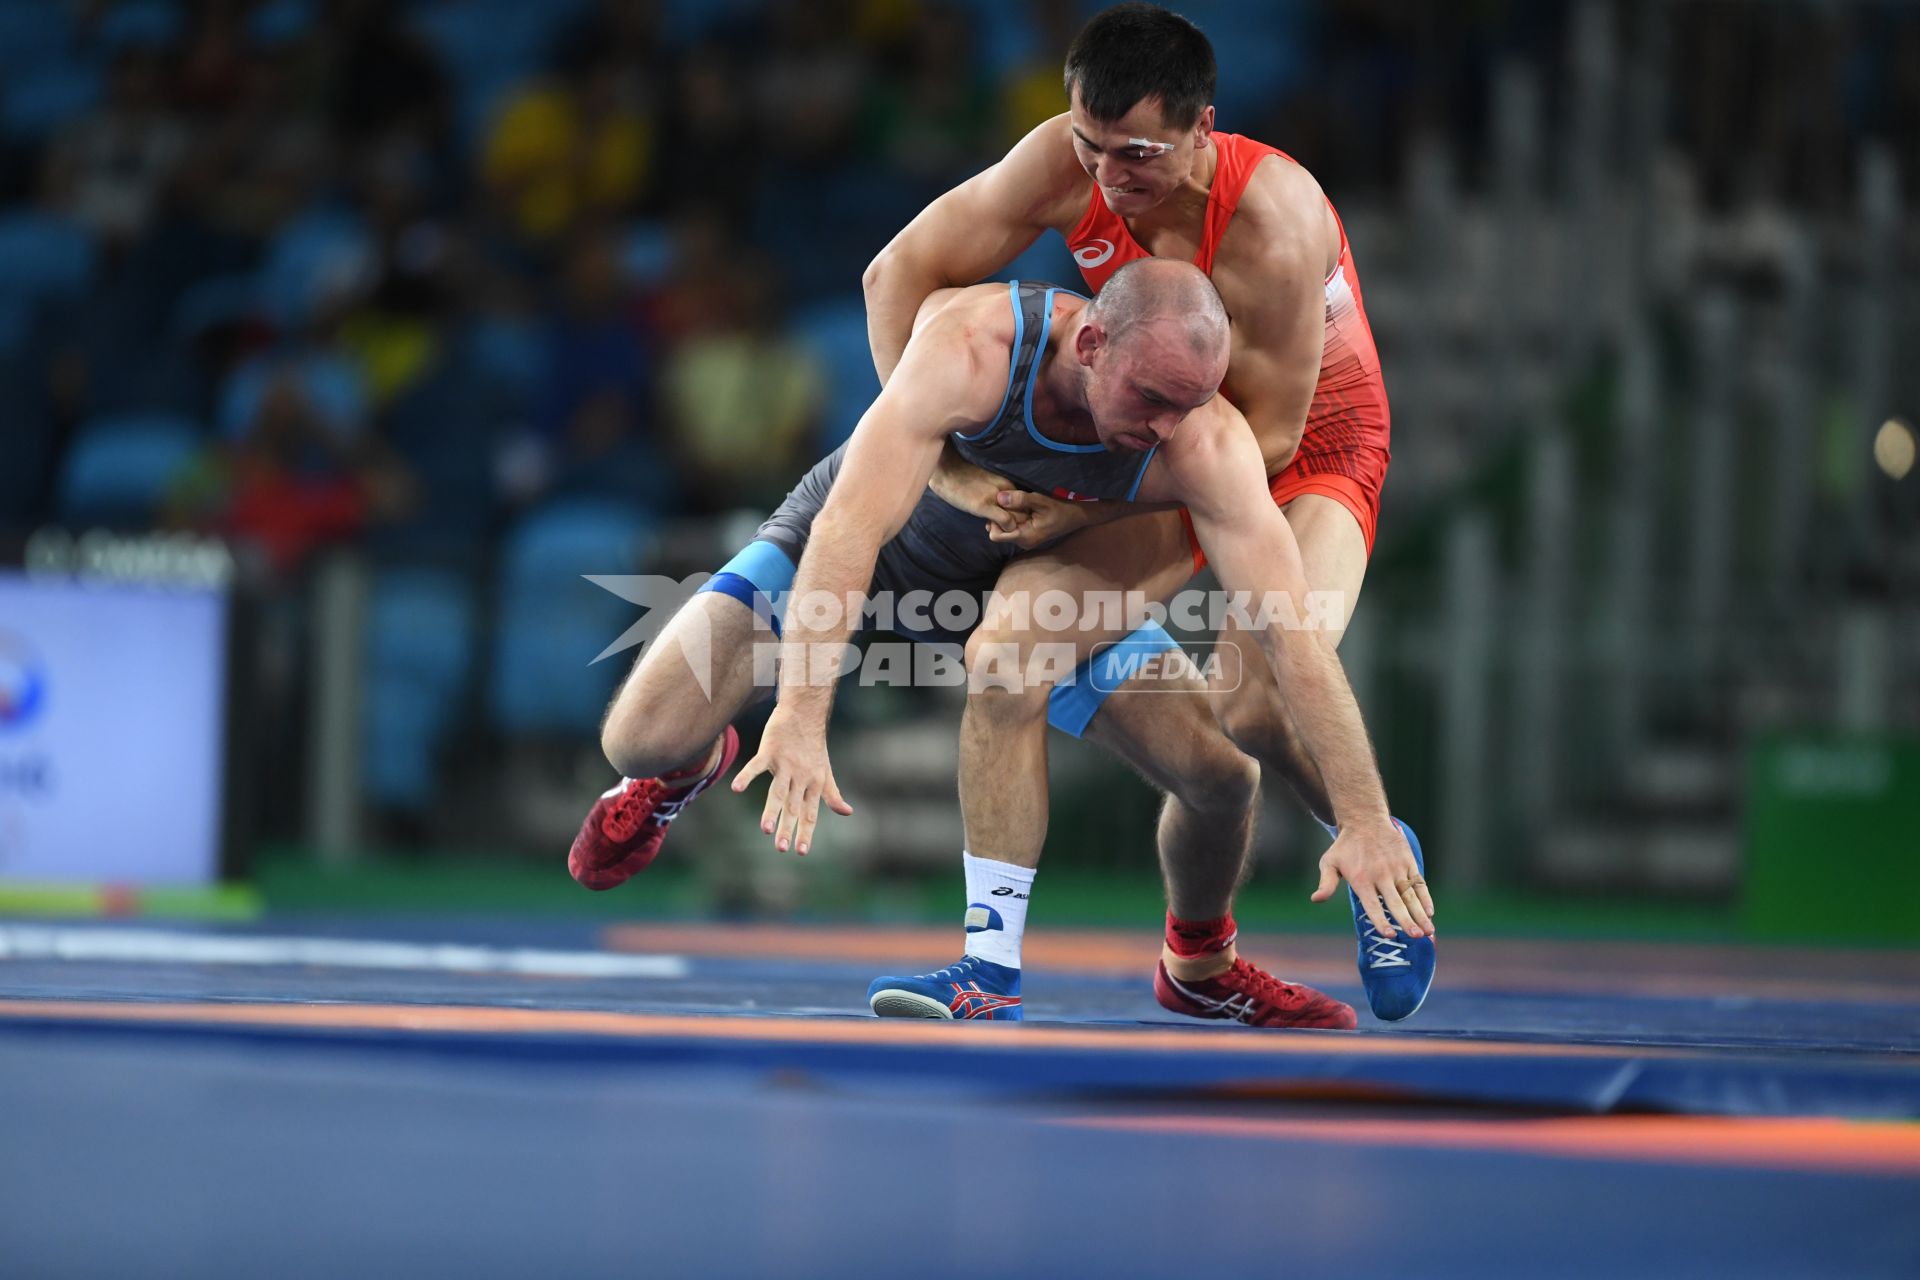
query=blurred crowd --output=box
[6,0,1919,574]
[1,0,1915,847]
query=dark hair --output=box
[1063,4,1216,130]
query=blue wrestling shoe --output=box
[1347,818,1437,1022]
[867,954,1023,1021]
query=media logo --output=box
[0,633,46,732]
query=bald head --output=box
[1084,258,1230,366]
[1071,258,1231,453]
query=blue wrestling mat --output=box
[1,918,1916,1278]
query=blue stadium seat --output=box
[360,566,476,811]
[170,273,265,343]
[1177,1,1306,126]
[220,350,368,439]
[622,220,674,288]
[988,232,1080,288]
[259,209,373,326]
[380,350,512,551]
[97,0,183,51]
[946,0,1041,80]
[0,212,96,305]
[56,413,202,527]
[248,0,316,46]
[660,0,756,45]
[0,5,75,75]
[3,59,103,140]
[791,297,877,451]
[490,497,657,737]
[464,316,543,408]
[407,0,587,147]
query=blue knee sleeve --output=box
[696,540,797,635]
[1045,620,1182,738]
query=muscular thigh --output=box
[604,590,775,743]
[973,507,1196,661]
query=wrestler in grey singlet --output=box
[748,281,1158,643]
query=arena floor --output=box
[1,918,1916,1278]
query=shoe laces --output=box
[929,955,995,984]
[1356,903,1412,970]
[603,777,666,840]
[1227,958,1313,1014]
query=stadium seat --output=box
[791,297,877,451]
[220,350,368,440]
[1177,2,1305,126]
[380,351,511,552]
[407,0,586,148]
[988,233,1080,288]
[622,220,674,288]
[259,209,374,327]
[0,212,96,305]
[464,316,543,408]
[248,0,316,46]
[2,59,103,141]
[0,5,75,76]
[56,413,202,527]
[947,0,1040,80]
[360,566,476,811]
[490,497,657,737]
[97,0,183,50]
[170,273,266,343]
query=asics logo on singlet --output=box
[1072,238,1116,268]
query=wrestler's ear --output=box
[1193,105,1215,149]
[1074,320,1103,366]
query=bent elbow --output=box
[861,246,894,300]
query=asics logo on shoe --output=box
[948,983,1021,1019]
[1163,973,1259,1024]
[1072,238,1116,267]
[989,886,1028,899]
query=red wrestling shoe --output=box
[568,726,739,891]
[1154,956,1357,1030]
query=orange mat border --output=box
[0,997,1752,1063]
[1054,1112,1920,1176]
[600,924,1920,1002]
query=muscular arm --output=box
[1159,408,1429,936]
[1165,412,1385,826]
[779,316,989,727]
[735,310,1003,855]
[863,117,1084,386]
[1210,161,1331,472]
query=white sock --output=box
[961,851,1034,970]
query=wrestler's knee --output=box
[963,626,1054,724]
[1164,729,1259,817]
[1210,667,1294,762]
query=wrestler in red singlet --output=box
[1065,132,1392,559]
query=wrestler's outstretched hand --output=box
[732,704,853,857]
[1310,817,1435,939]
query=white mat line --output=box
[0,925,688,980]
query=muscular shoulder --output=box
[913,282,1019,345]
[899,287,1020,425]
[1135,398,1246,504]
[1213,150,1336,302]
